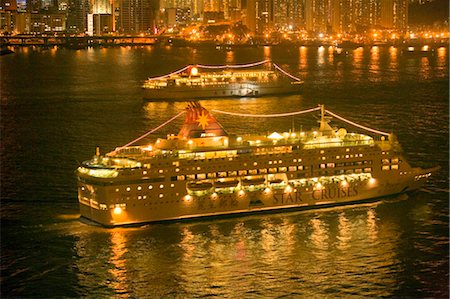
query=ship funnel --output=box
[178,102,228,139]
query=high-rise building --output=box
[67,0,90,32]
[305,0,327,33]
[119,0,154,33]
[381,0,408,30]
[244,0,256,33]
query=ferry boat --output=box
[142,60,303,100]
[77,102,438,226]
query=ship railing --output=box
[303,139,374,149]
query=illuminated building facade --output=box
[118,0,154,34]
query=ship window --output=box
[355,168,362,173]
[177,175,185,180]
[126,187,131,192]
[171,184,175,187]
[218,172,227,177]
[159,169,164,174]
[137,186,142,191]
[258,169,267,174]
[298,166,303,170]
[320,164,326,169]
[382,159,390,164]
[115,188,119,192]
[187,174,195,180]
[327,163,335,168]
[197,173,206,179]
[207,173,216,178]
[138,196,142,200]
[336,155,340,159]
[176,168,180,172]
[364,167,372,172]
[159,194,164,198]
[391,164,399,170]
[269,161,273,165]
[320,150,325,154]
[293,159,297,162]
[143,171,147,175]
[197,167,201,170]
[346,148,350,152]
[253,162,258,166]
[228,171,237,176]
[159,184,164,189]
[391,158,399,163]
[238,170,248,176]
[279,167,287,172]
[289,166,297,172]
[269,168,277,173]
[345,155,349,159]
[382,165,390,171]
[364,160,373,165]
[279,160,282,163]
[249,169,257,175]
[148,185,153,189]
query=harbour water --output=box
[1,45,448,298]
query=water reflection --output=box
[369,46,381,81]
[317,46,325,66]
[263,46,271,60]
[108,230,130,297]
[64,197,438,297]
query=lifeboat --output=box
[268,179,284,184]
[187,181,214,191]
[214,179,239,188]
[241,177,266,186]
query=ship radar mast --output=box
[318,104,334,136]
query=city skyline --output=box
[0,0,448,35]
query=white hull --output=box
[143,82,302,100]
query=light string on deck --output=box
[113,111,186,152]
[146,66,190,81]
[196,60,271,69]
[273,63,303,82]
[211,106,321,118]
[325,110,390,136]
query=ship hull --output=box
[77,167,435,227]
[143,82,302,101]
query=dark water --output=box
[1,45,448,298]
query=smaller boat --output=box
[142,60,303,101]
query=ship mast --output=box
[318,104,334,136]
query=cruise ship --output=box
[142,60,303,100]
[77,103,438,226]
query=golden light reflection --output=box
[263,46,271,60]
[108,229,129,296]
[309,218,329,259]
[437,47,447,67]
[261,220,277,263]
[317,46,325,65]
[353,47,363,65]
[299,46,308,69]
[336,212,351,251]
[226,50,234,64]
[420,57,431,80]
[367,208,378,242]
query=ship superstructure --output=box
[142,60,303,100]
[77,103,437,226]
